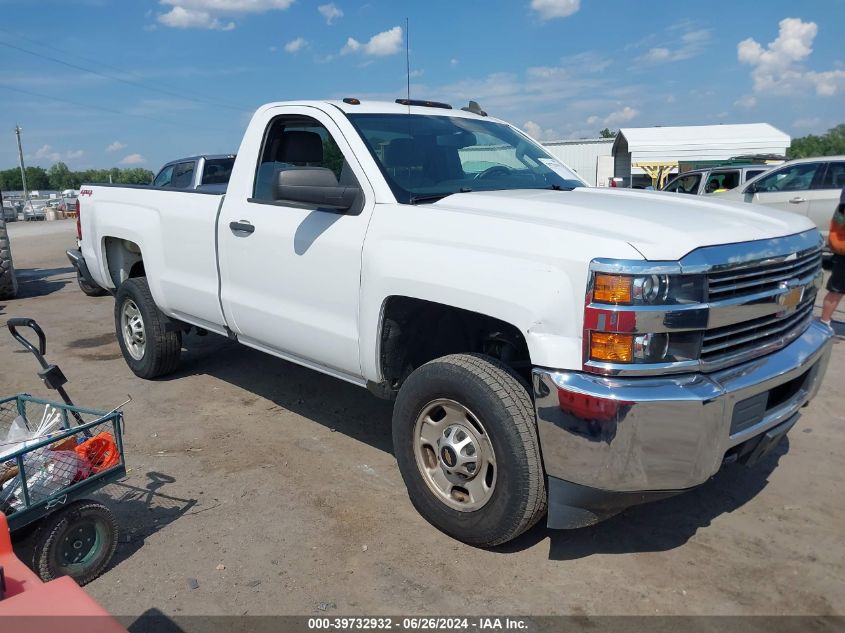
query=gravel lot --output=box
[1,220,844,619]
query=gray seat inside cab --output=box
[255,130,324,200]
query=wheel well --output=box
[377,297,531,396]
[103,237,144,287]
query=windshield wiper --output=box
[409,188,473,205]
[542,184,576,191]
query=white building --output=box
[542,138,614,187]
[612,123,790,186]
[539,123,791,188]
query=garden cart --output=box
[0,317,127,585]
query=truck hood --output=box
[429,187,816,261]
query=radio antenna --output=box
[405,17,410,103]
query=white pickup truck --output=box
[69,99,832,547]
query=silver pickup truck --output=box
[151,154,235,193]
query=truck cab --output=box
[68,99,832,547]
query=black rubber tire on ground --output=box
[114,276,182,379]
[392,353,546,547]
[0,218,18,300]
[30,499,118,585]
[77,271,108,297]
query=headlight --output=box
[590,272,705,306]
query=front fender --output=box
[358,203,643,381]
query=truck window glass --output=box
[253,116,349,201]
[171,161,196,189]
[153,165,174,188]
[201,158,235,185]
[347,114,583,205]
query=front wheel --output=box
[392,353,546,547]
[31,500,118,585]
[114,276,181,378]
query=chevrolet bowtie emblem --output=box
[777,279,804,310]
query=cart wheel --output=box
[31,499,118,585]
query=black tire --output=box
[77,271,108,297]
[0,218,18,300]
[114,276,181,378]
[393,353,546,547]
[31,500,118,585]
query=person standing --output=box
[820,187,845,325]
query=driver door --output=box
[217,108,374,381]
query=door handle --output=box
[789,197,806,204]
[229,220,255,235]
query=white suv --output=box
[718,156,845,240]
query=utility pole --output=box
[14,125,32,215]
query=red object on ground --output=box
[74,432,120,474]
[0,512,127,632]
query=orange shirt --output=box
[830,205,845,255]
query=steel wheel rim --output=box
[413,398,497,512]
[121,299,145,360]
[57,520,104,572]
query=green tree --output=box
[322,139,345,179]
[48,162,77,190]
[24,166,49,190]
[117,168,154,184]
[787,124,845,159]
[599,128,618,139]
[0,168,23,191]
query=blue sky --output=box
[1,0,843,172]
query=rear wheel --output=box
[31,500,118,585]
[115,276,181,378]
[0,219,18,300]
[393,353,546,547]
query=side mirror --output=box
[745,182,758,195]
[274,167,359,211]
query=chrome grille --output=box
[701,241,822,368]
[707,246,822,301]
[701,296,815,361]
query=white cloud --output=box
[522,120,559,141]
[531,0,580,20]
[31,145,84,163]
[318,3,343,24]
[450,58,459,66]
[587,106,639,127]
[158,6,234,30]
[157,0,294,30]
[734,94,757,108]
[284,37,307,53]
[342,26,403,57]
[638,28,710,64]
[738,17,845,96]
[120,153,146,165]
[34,144,62,162]
[106,141,126,153]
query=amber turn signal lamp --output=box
[590,332,634,362]
[593,274,632,304]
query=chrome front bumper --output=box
[533,320,832,494]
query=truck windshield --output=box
[347,113,584,204]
